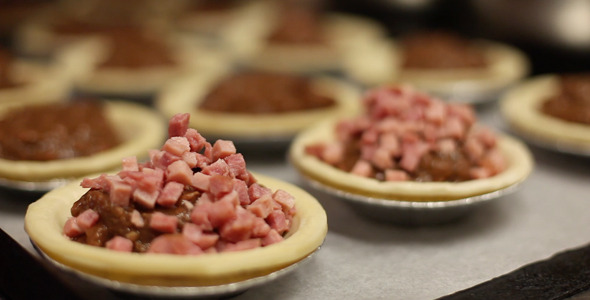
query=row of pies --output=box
[16,70,590,290]
[3,0,529,103]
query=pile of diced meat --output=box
[305,86,506,182]
[63,113,296,254]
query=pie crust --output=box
[396,40,530,103]
[58,36,229,97]
[155,72,361,139]
[289,119,534,202]
[500,74,590,152]
[0,59,71,106]
[25,172,327,286]
[0,100,165,182]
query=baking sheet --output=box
[1,103,590,300]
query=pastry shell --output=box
[500,74,590,153]
[0,100,165,182]
[156,72,361,139]
[289,119,534,202]
[25,173,327,286]
[397,40,529,103]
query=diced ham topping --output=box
[105,236,134,252]
[66,113,296,254]
[306,85,506,181]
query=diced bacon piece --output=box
[168,113,190,137]
[121,156,138,172]
[399,140,430,172]
[247,194,274,218]
[148,234,203,255]
[266,210,289,234]
[481,149,506,175]
[76,209,100,231]
[130,210,144,228]
[464,137,484,162]
[221,239,261,252]
[209,175,233,198]
[379,132,400,156]
[182,223,219,250]
[350,160,373,177]
[149,212,178,233]
[166,160,193,186]
[137,168,164,193]
[80,174,110,190]
[109,180,132,207]
[360,144,377,161]
[202,159,230,176]
[224,154,248,179]
[425,99,446,124]
[150,150,181,170]
[261,229,284,246]
[371,147,394,170]
[448,103,476,125]
[157,181,184,207]
[232,179,250,205]
[191,172,211,191]
[105,236,133,252]
[63,217,83,237]
[385,169,409,181]
[163,136,190,157]
[304,144,324,159]
[181,151,198,168]
[470,126,497,148]
[248,183,272,201]
[321,143,344,165]
[203,142,213,161]
[219,207,256,242]
[251,217,271,238]
[212,139,236,160]
[436,138,457,154]
[273,189,295,212]
[470,167,491,179]
[208,195,237,228]
[133,188,159,209]
[190,200,213,231]
[184,128,207,152]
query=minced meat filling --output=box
[0,100,121,161]
[267,6,325,45]
[401,31,488,69]
[541,74,590,125]
[71,188,200,253]
[0,49,21,89]
[199,71,335,114]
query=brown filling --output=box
[71,188,200,253]
[541,74,590,125]
[331,139,473,182]
[401,31,488,69]
[0,100,121,161]
[267,6,325,45]
[199,71,335,114]
[98,27,176,69]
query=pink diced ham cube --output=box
[221,239,261,252]
[248,183,272,201]
[208,196,237,228]
[63,217,83,237]
[149,212,178,233]
[321,143,344,165]
[182,223,219,250]
[385,169,409,181]
[109,180,132,207]
[208,174,233,198]
[350,160,373,177]
[121,156,138,172]
[76,209,100,231]
[105,236,134,252]
[202,159,230,177]
[163,136,190,157]
[212,139,236,160]
[266,210,289,234]
[156,181,184,207]
[130,210,145,228]
[166,160,193,186]
[184,128,207,152]
[148,234,203,255]
[191,172,211,191]
[247,194,274,218]
[261,229,284,246]
[273,189,295,212]
[168,113,190,137]
[219,207,256,242]
[133,188,159,209]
